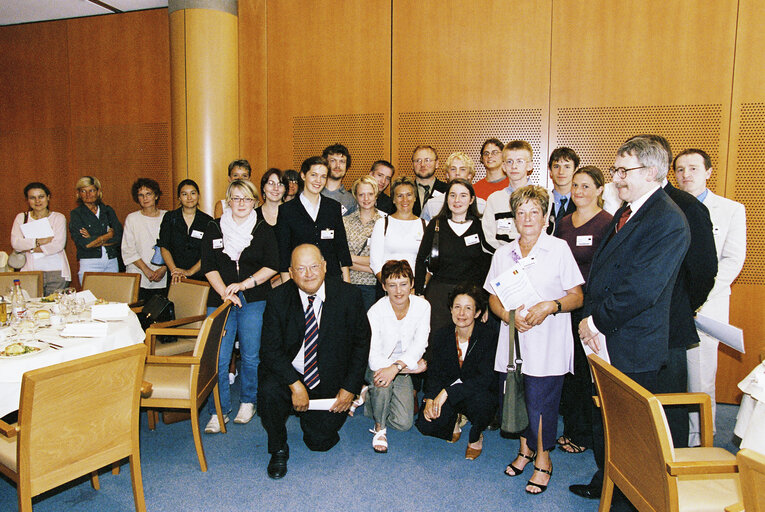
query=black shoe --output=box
[267,446,289,479]
[569,483,601,499]
[486,417,500,431]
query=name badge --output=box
[497,218,514,231]
[191,229,204,239]
[712,225,720,236]
[464,233,480,246]
[321,229,335,240]
[212,238,223,249]
[341,205,348,215]
[520,255,536,268]
[431,190,444,198]
[576,235,593,247]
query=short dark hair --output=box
[548,147,580,170]
[480,138,504,157]
[370,159,395,174]
[131,178,161,204]
[24,182,50,198]
[300,156,329,176]
[176,178,199,197]
[448,283,488,318]
[322,144,351,169]
[282,169,302,193]
[260,168,284,198]
[673,148,712,171]
[228,159,252,177]
[381,259,414,285]
[436,178,480,222]
[390,175,416,198]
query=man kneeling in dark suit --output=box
[258,244,371,479]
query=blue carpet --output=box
[0,378,742,511]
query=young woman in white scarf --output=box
[200,179,280,433]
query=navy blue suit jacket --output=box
[583,187,690,373]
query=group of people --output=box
[9,135,746,501]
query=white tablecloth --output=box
[734,361,765,455]
[0,309,145,417]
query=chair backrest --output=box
[0,271,43,298]
[738,448,765,512]
[193,301,232,399]
[588,355,678,511]
[82,272,140,304]
[167,278,210,327]
[17,344,146,497]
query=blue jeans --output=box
[78,254,119,283]
[207,293,266,414]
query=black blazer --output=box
[663,182,717,349]
[423,322,497,404]
[583,187,690,373]
[275,195,353,277]
[258,278,370,397]
[413,178,448,217]
[375,192,395,215]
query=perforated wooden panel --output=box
[554,105,723,192]
[292,113,386,187]
[397,109,544,184]
[72,123,172,220]
[732,102,764,285]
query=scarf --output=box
[220,208,258,262]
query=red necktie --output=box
[616,206,632,232]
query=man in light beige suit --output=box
[673,148,747,446]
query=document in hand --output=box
[20,217,55,239]
[694,314,745,353]
[489,263,543,312]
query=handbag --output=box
[423,218,440,274]
[501,310,528,434]
[138,294,175,331]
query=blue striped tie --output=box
[303,295,320,390]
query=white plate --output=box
[0,340,49,359]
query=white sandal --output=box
[349,385,369,417]
[370,427,388,453]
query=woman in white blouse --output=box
[369,176,426,289]
[10,182,71,295]
[365,260,429,453]
[121,178,167,300]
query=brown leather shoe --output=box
[465,435,483,460]
[449,429,461,443]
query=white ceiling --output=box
[0,0,168,26]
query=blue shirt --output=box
[696,188,709,203]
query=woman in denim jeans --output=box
[200,179,279,433]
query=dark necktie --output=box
[421,184,431,204]
[615,206,632,232]
[303,295,320,389]
[556,197,568,222]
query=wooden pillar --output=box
[169,0,238,215]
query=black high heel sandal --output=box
[526,464,553,494]
[504,451,535,477]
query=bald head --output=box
[289,244,327,294]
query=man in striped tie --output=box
[258,244,371,479]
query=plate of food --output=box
[0,340,49,358]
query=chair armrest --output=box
[725,502,744,512]
[145,355,200,365]
[656,393,713,446]
[666,459,738,476]
[0,419,18,438]
[151,315,206,329]
[145,327,200,337]
[129,300,145,309]
[141,381,153,398]
[130,306,144,313]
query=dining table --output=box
[0,299,145,418]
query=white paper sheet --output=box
[307,398,336,411]
[489,263,543,312]
[60,322,108,338]
[75,289,98,305]
[694,314,745,353]
[582,333,610,364]
[19,217,54,239]
[91,303,130,321]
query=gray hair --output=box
[616,136,668,182]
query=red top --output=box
[472,177,508,200]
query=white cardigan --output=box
[367,294,430,371]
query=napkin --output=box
[75,289,98,305]
[60,322,108,338]
[91,303,130,321]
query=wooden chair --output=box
[144,278,211,356]
[588,354,742,512]
[141,301,232,472]
[0,271,43,298]
[81,272,140,305]
[726,448,765,512]
[0,344,147,512]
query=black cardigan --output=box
[157,207,213,280]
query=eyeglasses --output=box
[608,165,646,178]
[230,197,254,204]
[482,150,501,157]
[294,264,321,274]
[413,158,434,165]
[504,159,528,167]
[266,181,285,188]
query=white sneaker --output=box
[234,402,256,424]
[229,371,238,385]
[204,413,229,434]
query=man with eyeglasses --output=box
[321,143,358,217]
[411,145,447,216]
[276,156,352,284]
[369,160,395,215]
[570,136,691,503]
[258,244,370,479]
[472,138,507,200]
[482,140,549,250]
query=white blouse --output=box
[369,216,426,276]
[367,294,430,371]
[122,210,167,289]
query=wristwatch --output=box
[553,300,562,315]
[395,363,404,372]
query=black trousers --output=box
[258,373,348,454]
[560,308,594,448]
[415,390,496,444]
[655,346,689,448]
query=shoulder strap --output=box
[384,215,389,236]
[421,218,427,231]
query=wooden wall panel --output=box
[717,0,765,403]
[392,0,551,183]
[238,0,268,178]
[266,0,391,186]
